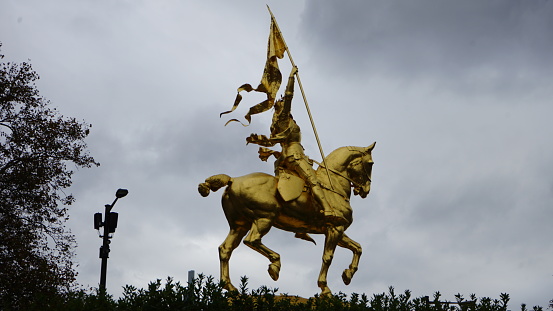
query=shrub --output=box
[36,274,542,311]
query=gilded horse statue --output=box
[198,142,375,295]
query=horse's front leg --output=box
[317,225,344,296]
[337,233,362,285]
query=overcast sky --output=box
[2,0,552,308]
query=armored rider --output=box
[247,67,345,225]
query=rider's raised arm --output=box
[281,66,298,117]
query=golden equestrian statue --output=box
[198,7,375,296]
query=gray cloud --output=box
[300,0,553,97]
[2,0,552,308]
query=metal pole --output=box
[99,197,118,293]
[188,270,195,287]
[266,5,335,189]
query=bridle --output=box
[354,151,373,184]
[312,148,373,190]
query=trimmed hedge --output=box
[10,274,544,311]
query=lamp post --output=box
[94,188,128,293]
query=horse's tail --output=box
[198,174,232,197]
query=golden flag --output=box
[221,19,287,125]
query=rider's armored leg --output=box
[293,158,347,225]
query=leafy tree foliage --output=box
[21,274,541,311]
[0,43,99,309]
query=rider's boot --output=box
[312,184,348,225]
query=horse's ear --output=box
[366,142,376,152]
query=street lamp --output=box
[94,188,128,293]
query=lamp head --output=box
[115,188,129,198]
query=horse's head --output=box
[346,142,375,198]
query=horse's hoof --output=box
[198,182,211,197]
[320,287,332,297]
[342,269,353,285]
[222,281,237,292]
[268,262,280,281]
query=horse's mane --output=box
[320,146,365,171]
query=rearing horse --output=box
[198,143,375,295]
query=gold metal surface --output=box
[200,10,376,296]
[276,170,305,202]
[198,143,375,296]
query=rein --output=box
[311,159,363,189]
[319,181,350,202]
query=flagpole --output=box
[266,5,335,190]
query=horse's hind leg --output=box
[219,226,249,291]
[337,233,362,285]
[243,218,281,281]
